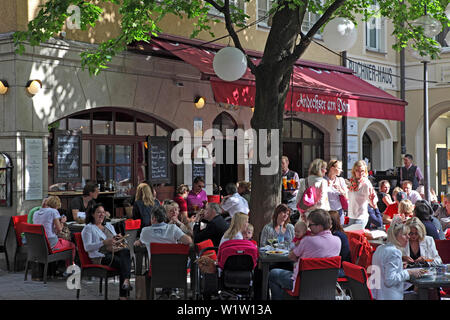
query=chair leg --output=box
[43,263,48,284]
[104,279,108,300]
[24,259,29,281]
[99,278,103,295]
[76,289,80,299]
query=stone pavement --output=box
[0,256,192,300]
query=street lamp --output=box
[410,7,442,201]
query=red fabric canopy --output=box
[152,37,406,121]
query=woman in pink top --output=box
[268,209,341,300]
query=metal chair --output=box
[73,232,120,300]
[22,223,73,284]
[194,239,218,300]
[285,256,341,300]
[149,243,190,299]
[342,261,373,300]
[0,216,11,271]
[4,215,28,271]
[124,219,141,271]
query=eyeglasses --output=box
[408,232,419,236]
[308,223,318,227]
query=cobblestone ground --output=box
[0,257,192,300]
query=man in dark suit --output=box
[193,202,229,247]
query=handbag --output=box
[297,179,318,212]
[339,194,348,211]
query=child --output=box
[243,223,257,246]
[291,220,308,249]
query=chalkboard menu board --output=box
[192,161,205,180]
[147,136,170,184]
[54,129,82,183]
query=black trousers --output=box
[102,248,132,297]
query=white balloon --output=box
[213,47,247,82]
[323,17,358,52]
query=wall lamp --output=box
[0,80,9,95]
[26,80,42,95]
[194,96,205,109]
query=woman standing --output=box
[133,183,158,228]
[173,184,189,221]
[297,158,330,218]
[82,203,132,300]
[259,204,295,247]
[325,160,348,226]
[347,160,377,228]
[371,222,425,300]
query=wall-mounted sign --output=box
[347,135,358,153]
[347,57,398,90]
[25,138,43,200]
[347,118,358,136]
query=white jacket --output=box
[81,223,116,259]
[400,236,443,266]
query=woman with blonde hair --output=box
[133,182,158,228]
[219,212,249,247]
[296,158,330,217]
[163,199,193,237]
[402,217,442,266]
[371,221,426,300]
[398,199,414,222]
[347,160,377,228]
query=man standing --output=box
[193,203,229,247]
[187,176,208,211]
[399,154,423,190]
[281,156,300,221]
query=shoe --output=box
[169,292,181,300]
[122,282,133,291]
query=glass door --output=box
[94,142,133,188]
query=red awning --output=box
[151,36,406,121]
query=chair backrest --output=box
[12,215,28,246]
[295,256,341,300]
[435,239,450,264]
[74,232,93,266]
[207,195,221,204]
[342,261,373,300]
[125,219,141,231]
[196,239,217,261]
[21,223,51,258]
[346,230,374,269]
[150,243,190,288]
[217,240,258,270]
[0,216,10,246]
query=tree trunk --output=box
[248,4,306,243]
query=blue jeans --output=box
[268,268,293,300]
[347,217,368,229]
[338,208,345,226]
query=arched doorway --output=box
[362,133,372,169]
[212,112,238,194]
[48,107,174,190]
[282,118,324,178]
[361,120,393,171]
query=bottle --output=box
[282,176,287,190]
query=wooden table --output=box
[407,266,450,299]
[259,250,293,300]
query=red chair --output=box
[4,215,28,271]
[342,261,373,300]
[285,256,341,300]
[124,219,141,271]
[346,230,374,269]
[435,240,450,263]
[22,223,73,284]
[207,195,221,204]
[194,239,219,299]
[73,233,120,300]
[149,243,190,300]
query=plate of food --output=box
[266,249,288,255]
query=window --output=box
[301,10,322,38]
[365,2,386,52]
[207,0,245,17]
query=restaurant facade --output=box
[0,1,449,216]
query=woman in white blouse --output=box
[325,160,348,226]
[402,217,442,266]
[81,203,132,300]
[371,222,425,300]
[347,160,377,229]
[297,158,330,218]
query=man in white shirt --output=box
[402,180,422,205]
[221,183,249,220]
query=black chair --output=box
[124,219,141,272]
[0,216,11,271]
[4,215,28,271]
[74,232,121,300]
[149,243,190,299]
[342,261,373,300]
[22,223,73,284]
